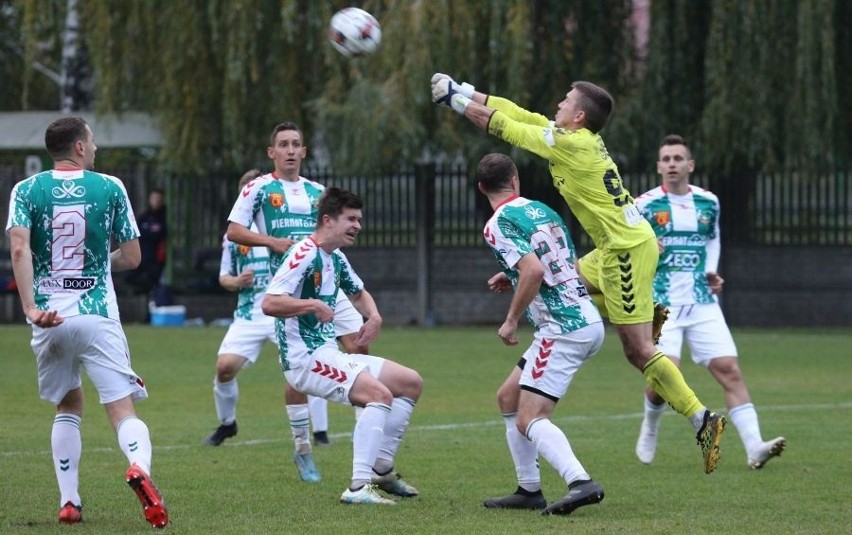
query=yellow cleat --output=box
[696,411,726,474]
[652,302,670,345]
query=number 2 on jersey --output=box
[52,207,86,272]
[532,223,574,286]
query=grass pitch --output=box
[1,324,849,534]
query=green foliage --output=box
[15,0,65,110]
[1,325,850,533]
[608,0,712,172]
[6,1,848,176]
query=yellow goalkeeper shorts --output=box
[578,236,658,325]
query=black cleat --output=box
[542,479,604,516]
[203,421,237,446]
[313,431,331,446]
[484,487,547,510]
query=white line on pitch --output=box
[2,401,849,458]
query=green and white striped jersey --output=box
[635,185,721,306]
[5,169,140,319]
[227,174,325,272]
[265,237,363,371]
[484,196,600,335]
[219,229,273,324]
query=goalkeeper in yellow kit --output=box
[431,74,726,474]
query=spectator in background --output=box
[126,188,167,297]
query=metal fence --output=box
[1,162,849,283]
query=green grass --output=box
[1,325,850,534]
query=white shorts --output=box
[284,345,384,405]
[334,292,363,337]
[519,323,604,401]
[31,315,148,405]
[657,302,738,366]
[217,318,277,364]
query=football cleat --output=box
[749,436,786,469]
[542,480,604,516]
[126,464,169,529]
[293,451,322,482]
[202,421,238,446]
[58,501,83,524]
[483,488,546,510]
[313,431,331,446]
[635,418,658,464]
[652,302,669,345]
[340,484,397,505]
[696,411,726,474]
[371,470,419,497]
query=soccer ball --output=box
[328,7,381,57]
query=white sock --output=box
[690,407,709,432]
[374,397,416,474]
[117,416,152,476]
[308,396,329,434]
[351,402,390,486]
[213,377,238,425]
[286,403,311,454]
[729,403,763,455]
[502,412,540,492]
[643,395,668,432]
[52,413,82,507]
[526,417,590,486]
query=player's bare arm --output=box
[9,227,64,327]
[498,253,544,346]
[706,272,725,294]
[219,270,254,292]
[487,272,512,293]
[110,239,141,272]
[348,289,383,347]
[226,221,294,253]
[262,293,334,322]
[462,100,497,131]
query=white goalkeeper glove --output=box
[431,72,475,114]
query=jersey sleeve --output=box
[486,96,551,127]
[5,181,31,233]
[487,110,574,164]
[706,197,721,273]
[266,241,317,296]
[109,176,141,243]
[334,250,364,295]
[227,180,261,228]
[484,215,532,270]
[219,234,236,277]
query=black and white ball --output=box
[328,7,381,57]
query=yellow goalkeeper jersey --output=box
[486,96,653,251]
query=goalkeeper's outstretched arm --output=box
[430,72,495,130]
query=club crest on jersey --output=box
[654,210,671,227]
[524,205,546,220]
[313,270,321,290]
[238,245,250,256]
[52,180,86,199]
[269,193,284,208]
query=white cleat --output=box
[635,419,658,464]
[340,484,397,505]
[748,436,786,469]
